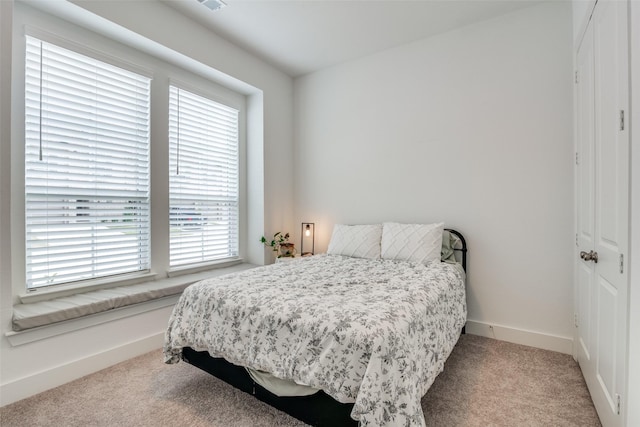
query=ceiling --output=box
[163,0,545,77]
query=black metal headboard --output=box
[445,228,467,272]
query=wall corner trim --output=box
[465,320,573,355]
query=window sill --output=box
[6,262,258,346]
[20,271,159,304]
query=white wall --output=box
[0,0,293,406]
[294,2,574,352]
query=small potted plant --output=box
[260,232,296,257]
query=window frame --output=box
[12,17,247,303]
[24,33,153,290]
[168,80,242,271]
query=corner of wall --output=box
[246,91,266,265]
[0,0,14,320]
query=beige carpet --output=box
[0,334,601,427]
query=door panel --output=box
[594,0,626,256]
[596,277,616,406]
[576,22,595,250]
[577,262,593,360]
[594,0,619,246]
[576,2,595,376]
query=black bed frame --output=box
[181,228,467,427]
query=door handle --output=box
[580,250,599,263]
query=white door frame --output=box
[626,3,640,426]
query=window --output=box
[168,85,240,268]
[24,36,151,289]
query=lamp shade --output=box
[301,223,315,256]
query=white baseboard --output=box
[0,332,164,407]
[465,320,573,355]
[0,322,573,407]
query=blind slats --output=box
[25,36,151,289]
[169,86,239,267]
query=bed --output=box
[164,223,467,427]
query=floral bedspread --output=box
[163,255,466,426]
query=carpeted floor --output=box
[0,334,601,427]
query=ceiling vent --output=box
[197,0,227,12]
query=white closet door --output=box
[576,1,629,426]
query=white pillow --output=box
[327,224,382,259]
[381,222,444,264]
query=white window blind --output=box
[169,86,239,267]
[25,36,151,289]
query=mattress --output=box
[164,254,466,426]
[246,367,320,397]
